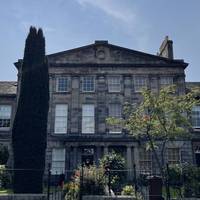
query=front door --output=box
[81,147,94,166]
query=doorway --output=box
[81,147,94,167]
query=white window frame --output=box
[108,76,121,92]
[167,148,180,165]
[134,76,147,92]
[139,149,152,173]
[56,77,68,92]
[51,148,65,175]
[82,76,95,92]
[54,104,68,134]
[160,76,173,86]
[108,104,122,134]
[0,105,12,129]
[82,104,95,134]
[192,106,200,128]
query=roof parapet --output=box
[95,40,108,45]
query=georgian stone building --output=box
[0,37,200,175]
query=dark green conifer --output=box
[12,26,49,193]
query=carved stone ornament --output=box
[96,49,106,60]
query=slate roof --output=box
[0,81,17,96]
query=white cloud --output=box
[76,0,152,51]
[76,0,136,24]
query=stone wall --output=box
[82,196,135,200]
[0,194,46,200]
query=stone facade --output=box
[0,38,199,177]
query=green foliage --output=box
[167,164,200,197]
[82,165,105,195]
[0,165,11,189]
[100,152,126,192]
[109,85,199,140]
[100,151,126,171]
[107,85,200,172]
[12,26,49,193]
[64,182,79,200]
[121,185,143,199]
[182,165,200,197]
[0,145,9,165]
[64,165,105,199]
[64,153,126,198]
[124,86,199,140]
[121,185,135,195]
[167,165,182,188]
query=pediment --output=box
[47,41,186,66]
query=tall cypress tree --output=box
[12,27,49,193]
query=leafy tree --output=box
[100,151,126,191]
[0,145,9,165]
[12,27,49,193]
[107,86,199,199]
[107,86,199,175]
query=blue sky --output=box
[0,0,200,81]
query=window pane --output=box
[139,149,152,173]
[82,105,95,134]
[56,77,68,92]
[0,105,11,128]
[82,77,95,92]
[134,77,147,92]
[167,148,180,165]
[109,104,122,133]
[54,104,68,134]
[108,76,121,92]
[160,77,173,86]
[52,148,65,174]
[192,106,200,128]
[109,104,121,118]
[82,105,94,116]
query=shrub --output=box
[121,185,135,195]
[121,185,143,200]
[182,165,200,197]
[166,164,200,198]
[64,165,106,199]
[99,151,126,191]
[64,182,79,200]
[167,164,183,187]
[81,165,105,195]
[0,165,11,189]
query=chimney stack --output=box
[158,36,174,59]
